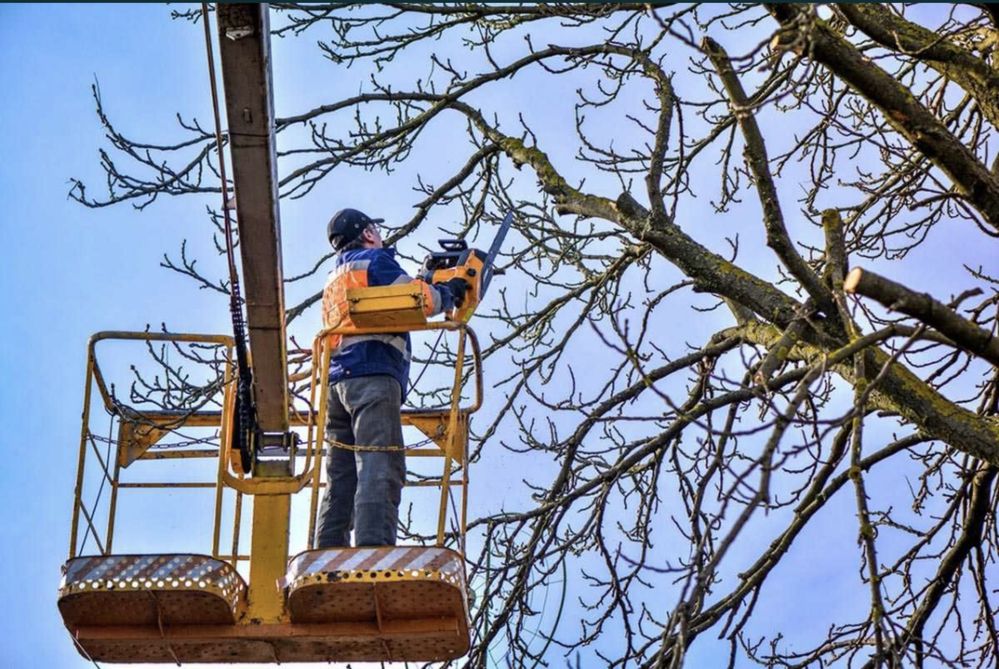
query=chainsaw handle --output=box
[438,238,468,252]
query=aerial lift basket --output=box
[59,319,481,663]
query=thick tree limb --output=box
[822,209,848,289]
[738,319,999,465]
[454,100,805,326]
[458,106,999,464]
[845,267,999,367]
[457,96,999,474]
[703,36,836,317]
[754,300,814,385]
[837,3,999,129]
[768,4,999,233]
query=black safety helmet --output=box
[327,208,384,250]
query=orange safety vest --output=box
[321,250,446,385]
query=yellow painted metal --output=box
[221,469,315,495]
[67,617,466,663]
[138,449,218,460]
[306,333,333,550]
[74,619,458,640]
[406,480,466,488]
[69,353,95,559]
[117,482,218,488]
[76,504,105,555]
[281,545,470,659]
[106,433,123,554]
[461,422,470,550]
[346,284,428,328]
[218,553,251,562]
[230,489,244,568]
[435,446,455,547]
[68,331,235,562]
[404,411,468,462]
[118,410,224,466]
[116,420,169,467]
[217,417,318,495]
[246,491,291,623]
[213,350,235,560]
[89,330,233,348]
[436,329,467,546]
[311,320,483,411]
[221,347,245,477]
[217,337,319,495]
[307,318,481,553]
[403,447,448,457]
[65,319,482,657]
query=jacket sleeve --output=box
[368,252,455,316]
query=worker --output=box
[316,208,469,548]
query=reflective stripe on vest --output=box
[339,333,410,360]
[322,256,443,357]
[390,271,442,316]
[322,259,372,333]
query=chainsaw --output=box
[418,211,514,323]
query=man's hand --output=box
[437,277,470,308]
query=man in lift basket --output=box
[316,208,468,548]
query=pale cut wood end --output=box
[843,267,864,294]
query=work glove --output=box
[438,277,470,309]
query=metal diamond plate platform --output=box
[58,549,470,663]
[285,546,470,661]
[59,554,245,628]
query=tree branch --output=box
[738,319,999,465]
[837,3,999,128]
[844,267,999,366]
[703,36,836,317]
[768,4,999,234]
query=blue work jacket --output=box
[323,247,454,399]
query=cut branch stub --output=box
[844,267,999,367]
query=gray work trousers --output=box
[315,375,406,548]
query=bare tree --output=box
[73,4,999,668]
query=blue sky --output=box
[2,4,995,669]
[0,6,500,667]
[1,6,274,667]
[1,6,156,667]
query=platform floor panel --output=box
[59,554,246,628]
[285,545,470,659]
[62,637,276,664]
[60,549,470,663]
[289,579,466,622]
[70,619,465,663]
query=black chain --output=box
[202,3,255,472]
